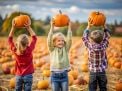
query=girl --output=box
[47,19,72,91]
[8,20,37,91]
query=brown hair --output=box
[90,30,103,43]
[16,34,29,55]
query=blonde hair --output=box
[52,32,66,43]
[90,30,103,43]
[16,34,29,55]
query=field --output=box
[0,37,122,91]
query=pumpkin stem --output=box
[59,10,62,14]
[96,11,99,15]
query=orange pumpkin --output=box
[10,67,15,75]
[9,77,15,88]
[114,61,121,69]
[68,70,78,80]
[74,76,87,85]
[2,63,10,74]
[81,63,88,72]
[14,15,31,27]
[115,81,122,91]
[37,80,49,89]
[88,11,106,26]
[68,75,74,86]
[53,10,69,27]
[42,69,50,77]
[83,75,89,84]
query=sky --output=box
[0,0,122,24]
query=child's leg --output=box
[51,73,61,91]
[15,75,23,91]
[61,81,68,91]
[89,72,97,91]
[97,71,107,91]
[60,71,68,91]
[23,74,33,91]
[52,81,60,91]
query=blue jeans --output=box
[51,71,68,91]
[89,71,107,91]
[15,74,33,91]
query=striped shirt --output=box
[82,29,110,72]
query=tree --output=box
[32,21,45,36]
[75,23,87,36]
[44,16,51,25]
[114,19,118,26]
[0,14,3,31]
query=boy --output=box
[82,23,110,91]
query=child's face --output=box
[54,36,65,48]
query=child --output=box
[47,19,72,91]
[82,22,110,91]
[8,20,37,91]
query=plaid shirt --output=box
[82,29,110,72]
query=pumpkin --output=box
[115,81,122,91]
[41,63,50,71]
[88,11,106,26]
[2,63,10,74]
[81,63,88,72]
[10,67,15,75]
[42,69,50,77]
[68,75,74,86]
[108,58,116,66]
[53,10,69,27]
[114,61,121,69]
[9,77,15,88]
[83,75,89,84]
[35,59,46,68]
[37,80,49,89]
[68,69,78,80]
[74,76,87,85]
[14,15,31,27]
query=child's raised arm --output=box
[24,21,36,36]
[24,22,37,52]
[103,25,111,39]
[101,25,111,49]
[8,19,16,52]
[66,22,72,51]
[47,19,55,51]
[9,20,15,37]
[82,22,92,49]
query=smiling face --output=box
[54,35,65,48]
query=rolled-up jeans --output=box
[89,71,107,91]
[15,74,33,91]
[51,71,68,91]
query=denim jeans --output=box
[51,71,68,91]
[89,71,107,91]
[15,74,33,91]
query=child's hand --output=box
[24,21,31,30]
[103,24,107,29]
[87,22,93,30]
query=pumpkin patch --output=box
[0,37,121,91]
